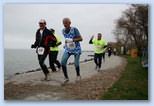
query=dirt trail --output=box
[4,56,127,100]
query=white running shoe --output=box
[95,65,98,70]
[76,76,81,82]
[44,73,50,81]
[97,68,101,72]
[57,67,61,71]
[64,78,69,83]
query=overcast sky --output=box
[4,4,129,50]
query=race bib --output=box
[66,42,75,49]
[37,47,45,55]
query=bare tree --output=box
[114,4,148,57]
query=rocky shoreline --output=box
[14,58,94,76]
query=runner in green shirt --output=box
[49,28,61,72]
[89,33,107,71]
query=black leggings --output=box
[49,51,61,71]
[94,53,103,68]
[38,52,49,76]
[102,52,105,61]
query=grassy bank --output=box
[101,56,148,100]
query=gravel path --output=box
[4,55,127,100]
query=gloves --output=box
[31,44,36,48]
[65,38,73,43]
[104,45,107,48]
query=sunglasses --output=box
[39,22,45,24]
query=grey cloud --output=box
[4,4,129,49]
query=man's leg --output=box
[94,53,99,69]
[102,52,105,62]
[98,53,103,69]
[38,52,49,78]
[49,51,56,72]
[74,53,81,81]
[74,53,81,77]
[54,51,61,69]
[108,52,110,57]
[61,52,70,79]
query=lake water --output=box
[4,49,93,79]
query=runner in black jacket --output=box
[31,19,57,80]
